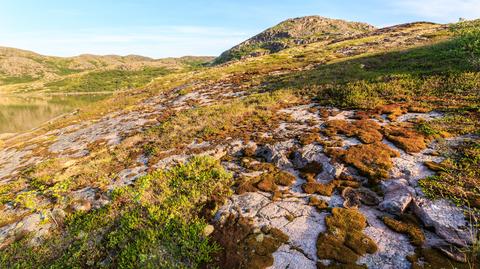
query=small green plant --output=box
[453,19,480,69]
[415,121,440,136]
[0,156,232,268]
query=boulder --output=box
[379,179,415,214]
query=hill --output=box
[0,17,479,269]
[0,46,213,93]
[213,16,375,64]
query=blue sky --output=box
[1,0,479,58]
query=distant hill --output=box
[213,15,375,64]
[0,46,213,92]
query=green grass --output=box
[0,75,37,85]
[44,67,172,93]
[0,156,232,268]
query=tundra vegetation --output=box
[0,17,479,268]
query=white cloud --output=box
[392,0,480,21]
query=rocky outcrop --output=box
[213,16,375,64]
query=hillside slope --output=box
[0,47,213,93]
[213,16,375,64]
[0,17,479,269]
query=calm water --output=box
[0,94,110,134]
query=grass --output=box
[44,67,171,93]
[0,156,232,268]
[0,75,37,85]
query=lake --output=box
[0,94,110,135]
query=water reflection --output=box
[0,94,110,134]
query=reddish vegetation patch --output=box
[299,160,324,174]
[316,208,377,266]
[211,214,289,269]
[382,216,425,246]
[299,132,322,145]
[326,142,400,182]
[383,124,427,153]
[324,119,383,144]
[236,169,296,200]
[302,179,360,196]
[375,104,408,121]
[309,196,329,210]
[408,248,475,269]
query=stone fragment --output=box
[379,179,415,214]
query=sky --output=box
[0,0,479,58]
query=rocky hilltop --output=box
[0,17,479,268]
[214,16,375,64]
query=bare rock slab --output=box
[412,197,472,247]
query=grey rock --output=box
[359,206,415,269]
[379,179,415,215]
[412,198,473,247]
[257,140,295,168]
[291,143,343,182]
[271,244,317,269]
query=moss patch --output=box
[383,124,427,153]
[327,142,400,182]
[316,208,377,265]
[210,214,289,269]
[236,168,296,200]
[382,216,425,246]
[302,179,360,196]
[324,119,383,144]
[408,248,476,269]
[309,196,329,210]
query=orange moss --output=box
[382,216,425,246]
[236,168,295,199]
[211,214,289,269]
[299,161,324,174]
[302,180,360,196]
[383,124,427,153]
[375,104,407,121]
[299,132,321,145]
[317,208,378,265]
[309,196,329,210]
[324,119,383,144]
[327,142,399,182]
